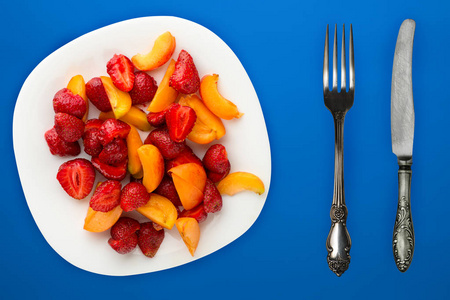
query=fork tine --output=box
[323,24,329,94]
[332,24,338,91]
[341,24,346,91]
[349,24,355,91]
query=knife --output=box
[391,19,416,272]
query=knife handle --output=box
[393,159,414,272]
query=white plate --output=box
[13,16,271,276]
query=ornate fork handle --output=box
[326,112,351,277]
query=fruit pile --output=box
[44,31,265,258]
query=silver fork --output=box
[323,24,354,277]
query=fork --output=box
[323,24,354,277]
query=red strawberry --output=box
[206,170,229,183]
[203,144,231,174]
[137,222,165,258]
[146,110,167,127]
[108,233,138,254]
[56,158,96,200]
[84,119,104,131]
[169,50,200,94]
[97,119,131,145]
[130,176,143,184]
[89,180,121,212]
[165,149,203,174]
[144,127,188,160]
[129,71,158,105]
[86,77,112,112]
[54,112,85,143]
[110,217,140,240]
[165,103,197,142]
[120,182,150,212]
[179,204,208,223]
[82,129,103,157]
[203,179,222,213]
[98,138,128,165]
[91,157,127,181]
[45,127,81,156]
[53,88,87,119]
[154,175,182,207]
[107,54,135,92]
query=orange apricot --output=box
[217,172,265,196]
[136,193,178,229]
[176,217,200,256]
[67,75,88,122]
[147,59,178,112]
[126,125,143,178]
[132,31,176,71]
[169,163,206,193]
[100,76,132,119]
[99,106,152,131]
[83,205,123,232]
[137,144,165,193]
[171,173,204,210]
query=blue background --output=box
[3,0,450,299]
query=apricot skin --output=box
[217,172,265,196]
[132,31,176,72]
[136,193,178,229]
[83,206,123,233]
[147,59,179,113]
[126,125,143,178]
[100,76,132,119]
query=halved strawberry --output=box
[137,222,165,258]
[165,103,197,142]
[97,118,131,145]
[89,180,122,212]
[203,179,222,213]
[169,50,200,94]
[110,217,141,240]
[120,182,150,212]
[45,127,81,157]
[98,138,128,165]
[179,204,208,223]
[144,126,188,160]
[108,233,138,254]
[107,54,135,92]
[54,112,85,143]
[86,77,112,112]
[84,119,104,131]
[91,157,127,181]
[129,71,158,105]
[53,88,87,119]
[56,158,96,200]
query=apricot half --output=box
[147,59,178,112]
[132,31,176,72]
[137,144,165,193]
[126,125,143,178]
[217,172,265,196]
[100,76,132,119]
[99,106,152,131]
[136,193,178,229]
[83,205,123,232]
[200,74,243,120]
[67,75,88,122]
[169,163,206,210]
[176,217,200,256]
[179,94,226,144]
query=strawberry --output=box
[154,175,182,207]
[91,157,127,181]
[146,110,167,127]
[98,138,128,165]
[84,119,104,131]
[120,182,150,212]
[106,54,135,92]
[203,179,222,213]
[129,71,158,105]
[56,158,96,200]
[169,50,200,94]
[45,127,81,156]
[206,170,229,183]
[165,149,203,174]
[144,127,188,160]
[54,112,85,143]
[137,222,165,258]
[82,129,103,157]
[179,204,208,223]
[89,180,122,212]
[86,77,112,112]
[97,118,131,146]
[130,176,143,184]
[53,88,87,119]
[165,103,197,142]
[203,144,231,174]
[108,233,138,254]
[110,217,140,240]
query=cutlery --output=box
[391,19,416,272]
[323,24,354,277]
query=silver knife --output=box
[391,19,416,272]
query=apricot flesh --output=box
[200,74,243,120]
[169,163,206,193]
[137,144,165,193]
[171,173,204,210]
[147,59,178,112]
[217,172,265,196]
[136,193,178,229]
[83,205,123,232]
[126,125,143,178]
[132,31,176,72]
[176,217,200,256]
[100,76,132,119]
[67,75,88,122]
[99,106,152,131]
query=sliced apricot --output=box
[176,217,200,256]
[171,173,204,210]
[100,76,132,119]
[83,205,123,232]
[126,124,143,178]
[67,75,88,122]
[186,119,216,144]
[169,163,206,193]
[217,172,265,196]
[200,74,243,120]
[137,144,165,193]
[147,59,178,112]
[99,106,152,131]
[132,31,176,72]
[136,193,178,229]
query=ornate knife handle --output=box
[393,159,414,272]
[326,113,351,277]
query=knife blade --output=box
[391,18,415,272]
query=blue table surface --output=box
[3,0,450,299]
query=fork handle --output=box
[393,159,414,272]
